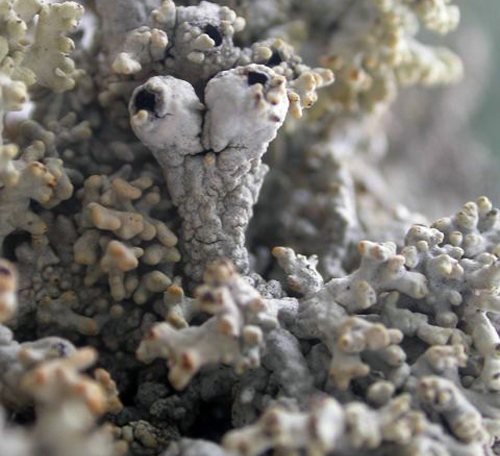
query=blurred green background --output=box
[461,1,500,156]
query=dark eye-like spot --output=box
[54,341,69,357]
[266,50,283,66]
[0,266,10,276]
[134,89,156,112]
[204,24,223,46]
[247,71,268,86]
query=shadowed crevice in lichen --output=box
[134,90,158,114]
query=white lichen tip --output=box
[130,75,204,166]
[288,68,334,118]
[21,347,108,416]
[24,2,84,92]
[272,246,324,296]
[223,398,345,456]
[137,259,273,390]
[129,64,292,281]
[112,27,169,75]
[418,376,487,443]
[0,259,17,323]
[203,64,289,152]
[0,1,490,455]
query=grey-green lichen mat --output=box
[3,1,500,456]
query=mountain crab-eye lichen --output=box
[4,1,500,456]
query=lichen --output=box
[4,1,500,456]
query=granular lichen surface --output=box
[2,1,500,456]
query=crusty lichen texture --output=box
[6,1,500,456]
[124,0,334,282]
[129,65,292,282]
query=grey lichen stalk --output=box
[129,65,290,282]
[121,0,333,281]
[4,1,500,456]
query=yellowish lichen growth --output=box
[316,0,462,113]
[0,0,83,206]
[75,172,180,303]
[0,1,495,456]
[0,139,73,249]
[0,258,16,322]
